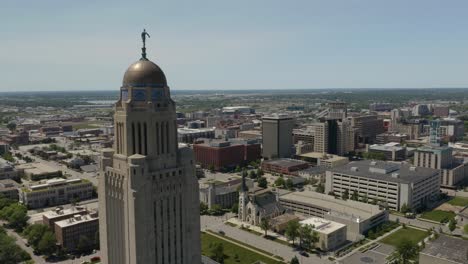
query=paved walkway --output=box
[206,230,283,262]
[201,215,332,264]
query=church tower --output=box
[98,32,201,264]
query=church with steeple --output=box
[98,31,201,264]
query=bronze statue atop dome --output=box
[141,29,151,59]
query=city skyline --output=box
[2,0,468,91]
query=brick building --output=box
[193,138,261,170]
[261,158,309,175]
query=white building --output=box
[19,178,93,209]
[325,160,440,211]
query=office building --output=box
[299,217,347,251]
[43,206,89,231]
[280,190,388,241]
[262,114,294,159]
[433,106,450,117]
[310,120,354,156]
[325,160,440,211]
[296,152,349,168]
[0,158,19,180]
[193,138,261,170]
[19,178,93,209]
[349,115,384,145]
[327,101,348,120]
[414,145,468,188]
[261,158,309,175]
[367,143,407,161]
[177,127,215,143]
[98,43,200,264]
[369,103,393,112]
[16,162,60,181]
[0,179,19,200]
[55,212,99,252]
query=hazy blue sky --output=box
[1,0,468,91]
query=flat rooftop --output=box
[263,158,308,168]
[330,160,439,184]
[177,127,215,134]
[280,190,384,222]
[55,212,98,228]
[300,217,345,235]
[369,144,405,151]
[297,152,348,162]
[420,235,468,263]
[43,206,88,219]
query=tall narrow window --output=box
[166,122,170,154]
[161,122,165,154]
[137,122,142,154]
[144,122,148,155]
[132,123,136,154]
[156,122,160,155]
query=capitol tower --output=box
[98,31,201,264]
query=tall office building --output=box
[311,119,354,156]
[98,36,200,264]
[327,101,348,120]
[262,114,294,159]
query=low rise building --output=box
[42,206,89,231]
[17,162,61,181]
[0,158,19,180]
[300,217,347,251]
[0,179,19,200]
[177,127,215,143]
[238,130,262,140]
[280,190,388,241]
[325,160,440,211]
[367,143,407,161]
[55,211,99,252]
[296,152,349,168]
[261,159,309,175]
[19,178,94,209]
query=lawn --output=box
[420,210,456,223]
[380,227,427,247]
[447,197,468,207]
[201,232,283,264]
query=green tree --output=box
[256,168,264,177]
[234,165,241,173]
[342,189,349,200]
[260,217,270,237]
[290,256,300,264]
[208,204,224,216]
[249,170,257,179]
[231,203,239,214]
[400,203,410,214]
[0,227,31,263]
[200,202,208,215]
[37,231,56,256]
[316,183,325,193]
[274,177,285,187]
[22,224,49,249]
[285,179,294,190]
[210,242,224,263]
[208,164,215,172]
[298,224,312,249]
[285,220,300,245]
[351,190,359,201]
[258,177,268,188]
[464,224,468,234]
[0,203,28,231]
[77,235,93,253]
[395,239,418,264]
[6,122,16,132]
[449,219,457,233]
